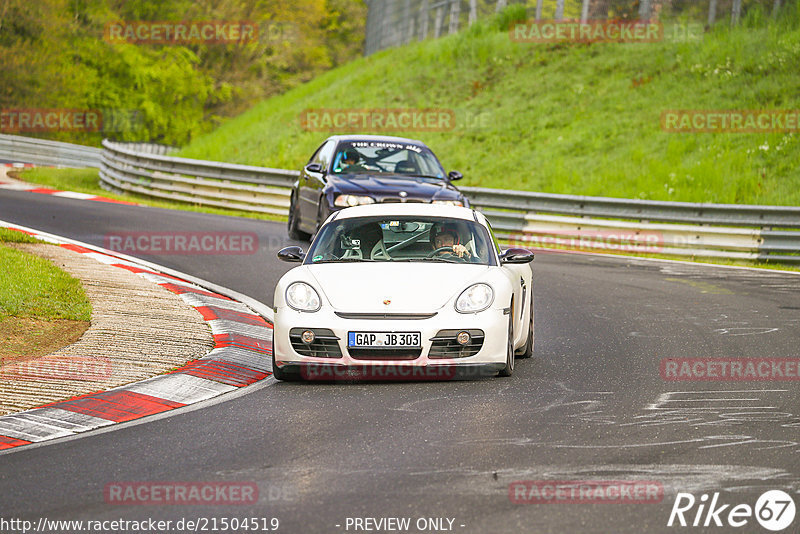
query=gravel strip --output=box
[0,243,214,415]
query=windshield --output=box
[331,141,446,178]
[305,216,496,265]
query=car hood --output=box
[330,174,461,200]
[306,263,489,312]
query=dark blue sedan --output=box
[287,135,468,240]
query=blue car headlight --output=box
[334,195,375,207]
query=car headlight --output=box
[432,200,464,207]
[285,282,321,312]
[334,195,375,207]
[455,283,494,313]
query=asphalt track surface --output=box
[1,188,799,534]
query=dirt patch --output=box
[0,316,90,361]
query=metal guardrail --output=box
[463,187,800,229]
[113,142,176,156]
[2,134,798,263]
[99,140,296,216]
[96,141,800,263]
[0,133,102,168]
[461,187,800,263]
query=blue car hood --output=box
[329,174,462,200]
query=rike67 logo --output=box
[668,490,796,531]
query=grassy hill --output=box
[178,5,800,206]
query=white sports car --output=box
[272,204,534,381]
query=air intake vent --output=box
[428,329,484,359]
[289,328,342,358]
[380,198,424,203]
[348,348,422,360]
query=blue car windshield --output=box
[331,141,446,178]
[305,216,496,266]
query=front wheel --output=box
[287,192,310,241]
[518,297,534,359]
[311,201,329,242]
[498,307,515,377]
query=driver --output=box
[430,222,471,259]
[340,148,367,173]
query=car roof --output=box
[332,203,477,221]
[325,134,430,147]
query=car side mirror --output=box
[305,163,323,174]
[448,170,463,181]
[500,248,534,264]
[277,246,305,262]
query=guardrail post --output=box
[639,0,652,20]
[555,0,565,21]
[448,0,460,34]
[420,0,429,40]
[731,0,742,25]
[434,4,444,38]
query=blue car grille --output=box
[380,197,425,203]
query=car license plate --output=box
[348,332,421,348]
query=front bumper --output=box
[274,305,507,379]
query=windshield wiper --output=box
[391,257,459,263]
[310,258,376,264]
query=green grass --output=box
[15,168,284,222]
[0,228,41,244]
[0,235,92,321]
[14,168,116,198]
[177,6,800,206]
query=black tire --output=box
[518,297,534,359]
[498,304,515,377]
[311,201,329,242]
[287,192,310,241]
[272,351,301,382]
